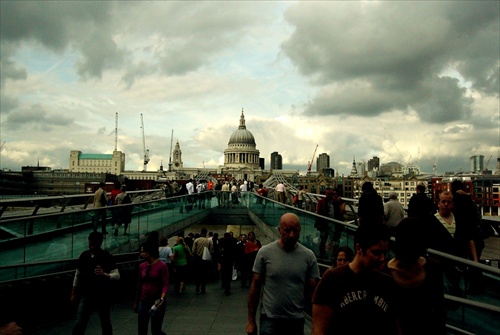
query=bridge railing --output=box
[0,191,498,334]
[0,191,216,282]
[246,192,500,335]
[0,189,166,219]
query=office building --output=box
[69,150,125,175]
[316,153,330,173]
[368,156,380,172]
[270,151,283,170]
[470,155,485,173]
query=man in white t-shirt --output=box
[240,182,248,207]
[186,179,194,195]
[275,182,286,204]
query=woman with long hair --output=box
[385,217,446,334]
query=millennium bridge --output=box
[0,182,498,334]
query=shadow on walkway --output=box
[34,278,251,335]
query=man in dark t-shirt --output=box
[311,223,399,335]
[71,232,120,335]
[408,184,436,220]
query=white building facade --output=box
[69,150,125,175]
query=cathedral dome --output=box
[224,109,260,174]
[228,111,256,146]
[228,128,256,145]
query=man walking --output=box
[246,213,320,335]
[311,223,398,335]
[275,182,286,204]
[192,228,214,294]
[221,181,230,208]
[93,182,108,234]
[408,184,436,220]
[71,232,120,335]
[384,192,405,232]
[450,180,482,293]
[315,188,345,258]
[215,180,223,207]
[186,179,194,195]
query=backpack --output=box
[122,194,132,204]
[99,191,107,206]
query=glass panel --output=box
[0,190,497,335]
[0,193,214,281]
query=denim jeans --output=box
[193,258,210,293]
[93,208,107,233]
[138,300,166,335]
[259,314,304,335]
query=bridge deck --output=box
[33,279,307,335]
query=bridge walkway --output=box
[1,192,499,334]
[34,279,257,335]
[33,258,315,335]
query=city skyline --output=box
[1,1,499,176]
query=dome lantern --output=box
[228,108,256,146]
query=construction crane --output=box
[483,154,493,173]
[307,144,318,175]
[433,136,443,175]
[168,129,174,172]
[0,141,5,170]
[114,112,118,151]
[140,114,150,172]
[383,127,405,165]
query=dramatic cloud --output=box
[0,1,498,175]
[282,1,499,122]
[5,104,73,131]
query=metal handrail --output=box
[1,190,500,335]
[0,254,141,285]
[0,188,165,219]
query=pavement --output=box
[34,271,313,335]
[34,279,252,335]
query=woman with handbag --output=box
[134,241,169,335]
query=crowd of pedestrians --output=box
[75,177,486,335]
[167,178,259,210]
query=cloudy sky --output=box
[1,1,499,176]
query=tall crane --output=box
[383,126,405,164]
[140,114,150,172]
[114,112,118,151]
[0,142,5,170]
[168,129,174,172]
[307,144,318,175]
[433,136,443,175]
[484,154,493,172]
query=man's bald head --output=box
[278,213,301,251]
